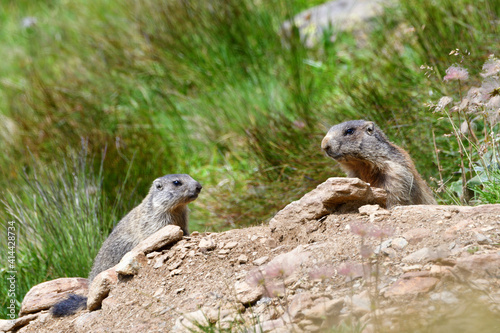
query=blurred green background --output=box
[1,0,499,318]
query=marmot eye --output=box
[173,180,182,186]
[156,183,163,190]
[344,128,355,135]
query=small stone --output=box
[430,291,458,304]
[199,238,216,251]
[402,247,449,264]
[190,231,200,236]
[224,241,238,249]
[170,269,182,276]
[358,204,381,215]
[474,232,490,244]
[382,247,397,258]
[402,265,423,272]
[238,255,248,264]
[172,310,209,332]
[430,265,452,277]
[402,228,431,244]
[250,235,259,242]
[263,238,277,249]
[175,288,185,294]
[374,239,391,254]
[288,292,314,319]
[218,249,231,255]
[168,260,183,271]
[153,288,164,297]
[384,277,439,297]
[115,251,146,276]
[235,281,264,305]
[391,237,409,250]
[253,256,269,266]
[153,253,169,269]
[302,298,344,319]
[87,268,118,311]
[0,313,39,332]
[135,225,184,254]
[146,251,161,259]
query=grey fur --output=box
[88,174,202,281]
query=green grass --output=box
[1,0,500,319]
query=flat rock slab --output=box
[20,278,88,316]
[385,277,439,298]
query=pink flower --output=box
[349,221,370,237]
[246,269,266,287]
[443,65,469,81]
[368,226,394,239]
[481,57,500,78]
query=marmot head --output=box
[150,174,202,211]
[321,120,389,162]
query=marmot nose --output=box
[195,183,202,193]
[321,135,331,150]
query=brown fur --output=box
[321,120,436,208]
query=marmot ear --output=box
[366,122,375,135]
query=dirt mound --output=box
[8,178,500,333]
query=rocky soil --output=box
[3,177,500,333]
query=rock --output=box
[0,313,39,332]
[402,247,450,264]
[349,290,371,315]
[261,238,278,249]
[430,264,453,277]
[172,309,210,333]
[199,238,216,251]
[288,291,314,319]
[402,228,432,244]
[115,251,146,276]
[281,0,389,48]
[238,254,248,264]
[235,280,264,305]
[168,260,183,271]
[253,256,269,266]
[384,277,439,298]
[270,177,386,242]
[135,225,184,254]
[430,291,459,304]
[258,318,286,332]
[302,297,344,319]
[455,253,500,277]
[87,268,118,311]
[146,251,161,259]
[359,204,386,215]
[224,241,238,249]
[391,237,408,250]
[19,277,89,316]
[474,232,491,244]
[374,239,391,254]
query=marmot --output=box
[51,174,202,317]
[321,120,436,207]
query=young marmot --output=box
[321,120,436,207]
[51,174,202,317]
